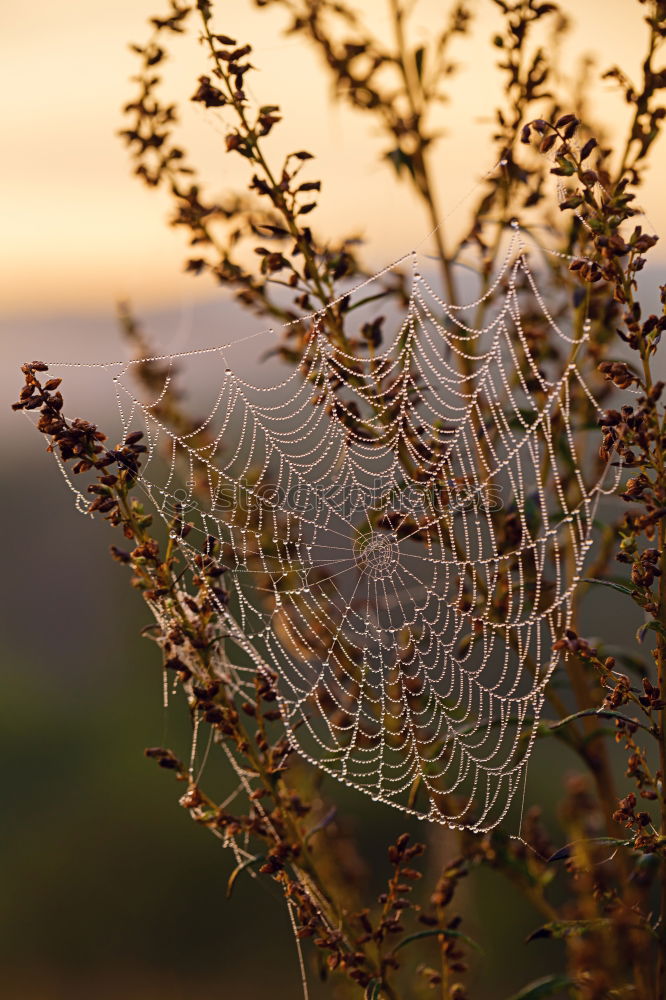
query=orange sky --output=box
[2,0,664,316]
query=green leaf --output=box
[582,577,635,597]
[505,974,575,1000]
[547,837,631,862]
[559,194,584,211]
[546,708,653,739]
[391,927,482,955]
[637,619,666,644]
[226,854,263,897]
[551,156,576,177]
[364,980,382,1000]
[526,919,610,943]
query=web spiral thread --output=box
[43,226,618,832]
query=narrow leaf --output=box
[226,854,263,897]
[505,974,575,1000]
[526,918,610,943]
[392,927,482,955]
[582,577,635,597]
[580,137,598,161]
[546,708,652,738]
[364,980,382,1000]
[547,837,631,863]
[256,224,289,238]
[637,619,666,644]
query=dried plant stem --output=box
[615,7,660,186]
[387,0,457,307]
[643,347,666,997]
[197,6,350,349]
[636,140,666,986]
[120,482,402,996]
[657,518,666,997]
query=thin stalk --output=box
[640,346,666,998]
[387,0,457,307]
[109,464,400,992]
[656,514,666,996]
[198,8,350,348]
[614,11,659,186]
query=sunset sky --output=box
[2,0,665,318]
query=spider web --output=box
[43,225,619,832]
